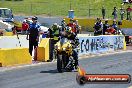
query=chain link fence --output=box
[0,2,131,20]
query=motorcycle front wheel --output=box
[57,54,63,73]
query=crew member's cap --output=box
[32,16,38,20]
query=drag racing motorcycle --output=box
[54,37,76,73]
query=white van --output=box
[0,8,14,22]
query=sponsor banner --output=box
[78,35,124,55]
[76,74,131,85]
[76,67,131,85]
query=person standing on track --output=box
[26,16,41,59]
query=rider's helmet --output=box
[52,23,58,29]
[53,23,57,26]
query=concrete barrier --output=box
[4,32,13,36]
[0,35,50,65]
[0,48,32,67]
[0,35,31,67]
[37,38,50,62]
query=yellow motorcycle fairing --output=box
[54,38,73,55]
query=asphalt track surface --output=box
[0,51,132,88]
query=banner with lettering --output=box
[78,35,124,55]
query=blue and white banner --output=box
[78,35,124,55]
